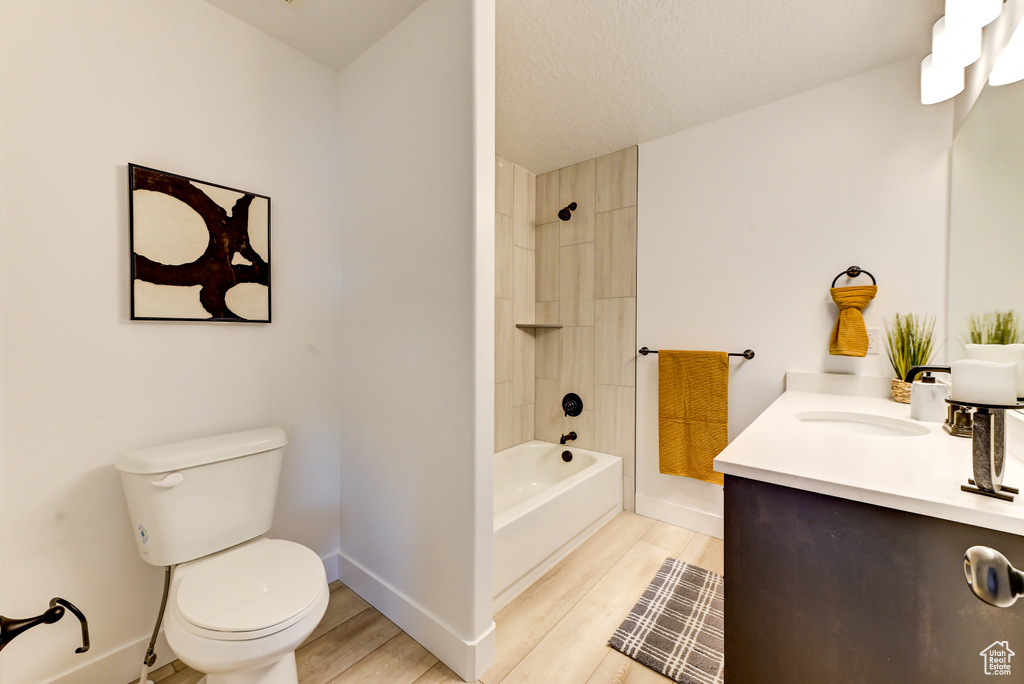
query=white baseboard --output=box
[635,494,724,539]
[336,552,495,682]
[49,631,174,684]
[322,550,341,585]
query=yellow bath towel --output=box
[658,350,729,485]
[829,285,877,356]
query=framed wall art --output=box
[129,164,271,322]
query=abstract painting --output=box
[129,164,271,322]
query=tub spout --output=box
[560,432,577,445]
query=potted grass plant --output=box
[966,310,1024,345]
[885,313,937,403]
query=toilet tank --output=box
[116,427,287,567]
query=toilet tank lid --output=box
[116,427,287,474]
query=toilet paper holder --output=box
[0,597,89,654]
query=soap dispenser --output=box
[905,365,951,422]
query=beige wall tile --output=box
[559,243,595,326]
[513,247,535,324]
[495,213,513,300]
[495,381,513,452]
[513,164,535,250]
[513,403,534,445]
[594,384,635,462]
[595,297,636,387]
[535,301,559,325]
[536,170,560,225]
[595,206,637,299]
[622,475,635,513]
[559,215,594,247]
[559,326,594,407]
[559,160,595,245]
[565,408,594,450]
[595,146,638,213]
[513,328,535,406]
[535,327,559,380]
[496,156,514,217]
[495,298,514,383]
[535,378,561,443]
[535,222,559,302]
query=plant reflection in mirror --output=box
[966,310,1024,345]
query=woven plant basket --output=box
[891,378,912,404]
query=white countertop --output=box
[713,380,1024,536]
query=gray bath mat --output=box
[608,558,724,684]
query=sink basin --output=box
[795,411,930,437]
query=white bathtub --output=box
[493,440,622,609]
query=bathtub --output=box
[493,440,622,609]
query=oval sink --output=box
[795,411,930,437]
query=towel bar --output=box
[639,347,754,360]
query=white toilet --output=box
[117,427,329,684]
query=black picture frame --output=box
[129,163,271,323]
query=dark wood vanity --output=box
[724,475,1024,683]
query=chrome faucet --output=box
[559,431,577,445]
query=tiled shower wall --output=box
[534,147,638,510]
[495,147,637,510]
[495,157,537,450]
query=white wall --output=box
[336,0,495,679]
[0,2,343,683]
[636,57,953,537]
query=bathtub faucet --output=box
[559,431,577,445]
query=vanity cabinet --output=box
[724,475,1024,683]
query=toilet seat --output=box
[175,538,326,641]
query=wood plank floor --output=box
[137,512,723,684]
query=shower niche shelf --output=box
[515,323,562,329]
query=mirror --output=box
[948,78,1024,361]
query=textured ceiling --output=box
[200,0,429,71]
[498,0,944,173]
[202,0,944,175]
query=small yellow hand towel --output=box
[658,350,729,485]
[829,285,877,357]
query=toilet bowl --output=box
[164,537,329,684]
[116,428,327,684]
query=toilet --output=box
[116,427,328,684]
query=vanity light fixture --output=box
[945,0,1003,30]
[921,54,966,104]
[932,17,982,68]
[989,20,1024,86]
[921,0,1004,103]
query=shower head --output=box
[558,202,577,221]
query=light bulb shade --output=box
[932,17,982,67]
[945,0,1003,28]
[921,54,965,104]
[990,24,1024,86]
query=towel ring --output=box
[831,266,876,288]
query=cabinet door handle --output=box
[964,546,1024,607]
[150,472,184,488]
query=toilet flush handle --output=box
[150,472,184,488]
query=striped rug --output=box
[608,558,724,684]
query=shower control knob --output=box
[562,392,583,417]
